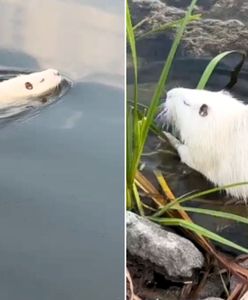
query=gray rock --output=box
[126,211,204,280]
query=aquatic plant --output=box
[127,0,199,207]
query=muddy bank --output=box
[126,212,248,300]
[130,0,248,57]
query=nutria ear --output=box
[199,104,208,117]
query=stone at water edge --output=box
[126,211,204,280]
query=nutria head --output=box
[0,69,62,106]
[158,87,245,143]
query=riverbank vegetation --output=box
[126,0,248,298]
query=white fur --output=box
[0,69,62,109]
[159,87,248,200]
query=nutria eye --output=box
[183,100,190,106]
[199,104,208,117]
[40,78,45,83]
[25,82,33,90]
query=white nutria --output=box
[0,68,62,109]
[158,87,248,201]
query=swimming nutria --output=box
[0,69,62,108]
[0,68,67,118]
[158,87,248,200]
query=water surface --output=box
[0,0,124,299]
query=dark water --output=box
[0,1,124,299]
[128,3,248,254]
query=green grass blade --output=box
[170,206,248,225]
[126,0,139,187]
[129,0,199,184]
[133,16,149,31]
[153,182,248,217]
[137,14,201,40]
[126,1,138,113]
[126,187,132,210]
[126,107,133,178]
[133,183,145,216]
[150,217,248,254]
[197,50,244,89]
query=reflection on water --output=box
[0,0,124,299]
[0,0,124,87]
[0,82,124,299]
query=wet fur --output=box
[159,87,248,200]
[0,69,62,109]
